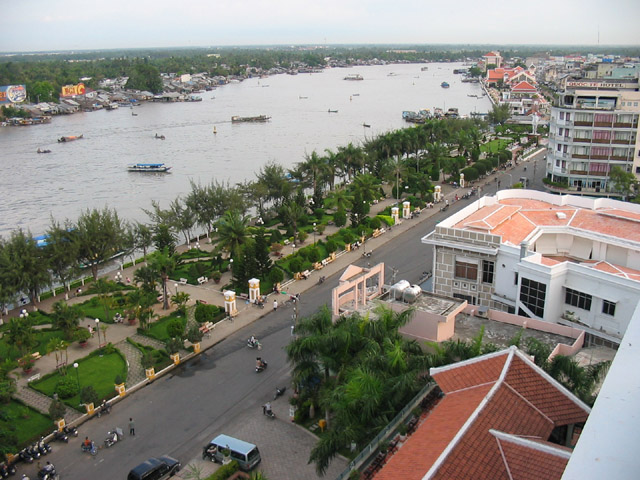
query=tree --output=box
[2,229,50,307]
[153,223,176,256]
[125,62,163,93]
[48,399,66,421]
[487,103,511,126]
[253,229,273,278]
[51,301,82,340]
[280,202,305,244]
[45,220,79,296]
[149,249,177,310]
[75,208,126,280]
[6,316,36,357]
[93,278,116,322]
[171,292,190,315]
[216,210,250,258]
[134,222,154,262]
[609,166,637,200]
[166,318,185,340]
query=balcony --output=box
[572,154,589,159]
[573,138,591,143]
[569,170,588,175]
[613,123,634,128]
[610,155,631,161]
[594,122,613,127]
[574,121,593,126]
[592,138,612,144]
[612,139,632,145]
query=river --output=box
[0,62,491,238]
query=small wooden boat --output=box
[344,74,363,81]
[127,163,171,173]
[328,109,338,113]
[154,134,165,140]
[58,134,83,143]
[36,148,51,154]
[362,123,371,128]
[441,82,450,88]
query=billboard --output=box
[60,83,86,97]
[0,84,27,105]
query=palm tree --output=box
[322,148,340,191]
[337,143,365,180]
[280,201,305,243]
[352,173,379,204]
[6,316,36,357]
[323,187,353,213]
[51,300,82,340]
[149,249,177,310]
[92,278,115,323]
[216,210,250,257]
[46,338,69,373]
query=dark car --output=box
[127,455,180,480]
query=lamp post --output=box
[73,362,80,390]
[174,283,179,295]
[505,173,513,189]
[95,319,101,347]
[19,309,29,320]
[313,223,316,246]
[229,258,234,284]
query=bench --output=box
[179,278,188,285]
[199,322,214,337]
[27,373,41,383]
[31,352,42,361]
[301,270,311,279]
[197,276,208,285]
[313,262,323,270]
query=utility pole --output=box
[391,267,399,284]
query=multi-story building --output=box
[421,190,640,343]
[547,78,640,191]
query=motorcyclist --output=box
[42,461,55,474]
[264,401,272,416]
[256,357,266,370]
[83,436,92,449]
[249,335,258,348]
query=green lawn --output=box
[144,312,187,342]
[30,350,128,410]
[480,138,510,153]
[0,400,53,449]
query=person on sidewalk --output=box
[273,299,278,311]
[129,418,135,436]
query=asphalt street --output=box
[18,151,546,480]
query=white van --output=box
[202,434,261,471]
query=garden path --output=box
[114,340,145,387]
[14,382,83,422]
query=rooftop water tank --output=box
[403,285,422,303]
[390,280,411,300]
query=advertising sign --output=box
[0,85,27,105]
[60,83,86,97]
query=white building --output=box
[547,78,640,191]
[422,190,640,345]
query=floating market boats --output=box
[127,163,172,173]
[231,115,271,123]
[402,109,431,124]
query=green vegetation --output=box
[141,312,187,342]
[30,349,127,410]
[0,400,52,459]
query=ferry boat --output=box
[231,115,271,123]
[421,66,429,71]
[344,74,363,81]
[441,82,450,88]
[127,163,172,173]
[58,134,83,143]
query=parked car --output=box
[127,456,180,480]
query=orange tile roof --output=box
[584,261,640,281]
[511,80,538,92]
[495,432,571,480]
[374,348,590,480]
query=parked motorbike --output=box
[273,386,287,400]
[96,401,111,418]
[81,441,98,456]
[247,338,262,350]
[255,358,268,373]
[26,444,40,460]
[18,449,33,464]
[361,251,372,258]
[52,431,68,443]
[0,462,16,478]
[63,425,78,437]
[37,437,51,456]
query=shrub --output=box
[461,167,479,182]
[316,224,325,235]
[268,268,284,284]
[166,318,185,339]
[80,386,99,406]
[194,303,220,323]
[55,376,79,399]
[376,215,394,226]
[270,242,283,254]
[307,247,321,263]
[369,217,381,230]
[165,337,183,355]
[333,209,347,227]
[205,460,239,480]
[289,257,303,274]
[114,374,123,385]
[141,351,155,369]
[270,229,283,243]
[325,239,338,253]
[48,399,66,420]
[186,325,203,344]
[297,231,308,244]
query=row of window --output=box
[516,281,616,318]
[565,287,616,316]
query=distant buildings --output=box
[547,77,640,189]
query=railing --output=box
[334,382,437,480]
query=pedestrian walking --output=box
[273,299,278,311]
[129,418,135,436]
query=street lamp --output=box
[313,223,316,246]
[95,319,101,347]
[505,173,513,189]
[19,309,29,320]
[174,283,179,295]
[229,259,234,283]
[73,362,80,390]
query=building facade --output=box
[422,191,640,343]
[546,79,640,191]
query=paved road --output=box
[17,153,546,480]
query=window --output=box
[565,288,592,311]
[514,273,519,285]
[520,278,546,318]
[602,300,616,316]
[453,293,476,305]
[560,112,565,120]
[566,113,571,121]
[455,260,478,281]
[482,260,495,284]
[558,128,563,136]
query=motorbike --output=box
[37,463,56,480]
[255,359,268,373]
[317,276,325,285]
[362,251,372,258]
[26,444,40,460]
[81,441,98,456]
[63,425,78,437]
[104,427,123,448]
[52,431,68,443]
[273,386,287,400]
[96,401,111,418]
[0,462,16,477]
[247,338,262,350]
[37,437,51,456]
[18,449,33,464]
[262,405,276,419]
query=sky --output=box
[1,0,639,53]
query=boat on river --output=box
[231,115,271,123]
[127,163,171,173]
[58,134,83,143]
[421,66,429,71]
[344,74,363,81]
[441,82,450,88]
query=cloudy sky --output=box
[2,0,639,53]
